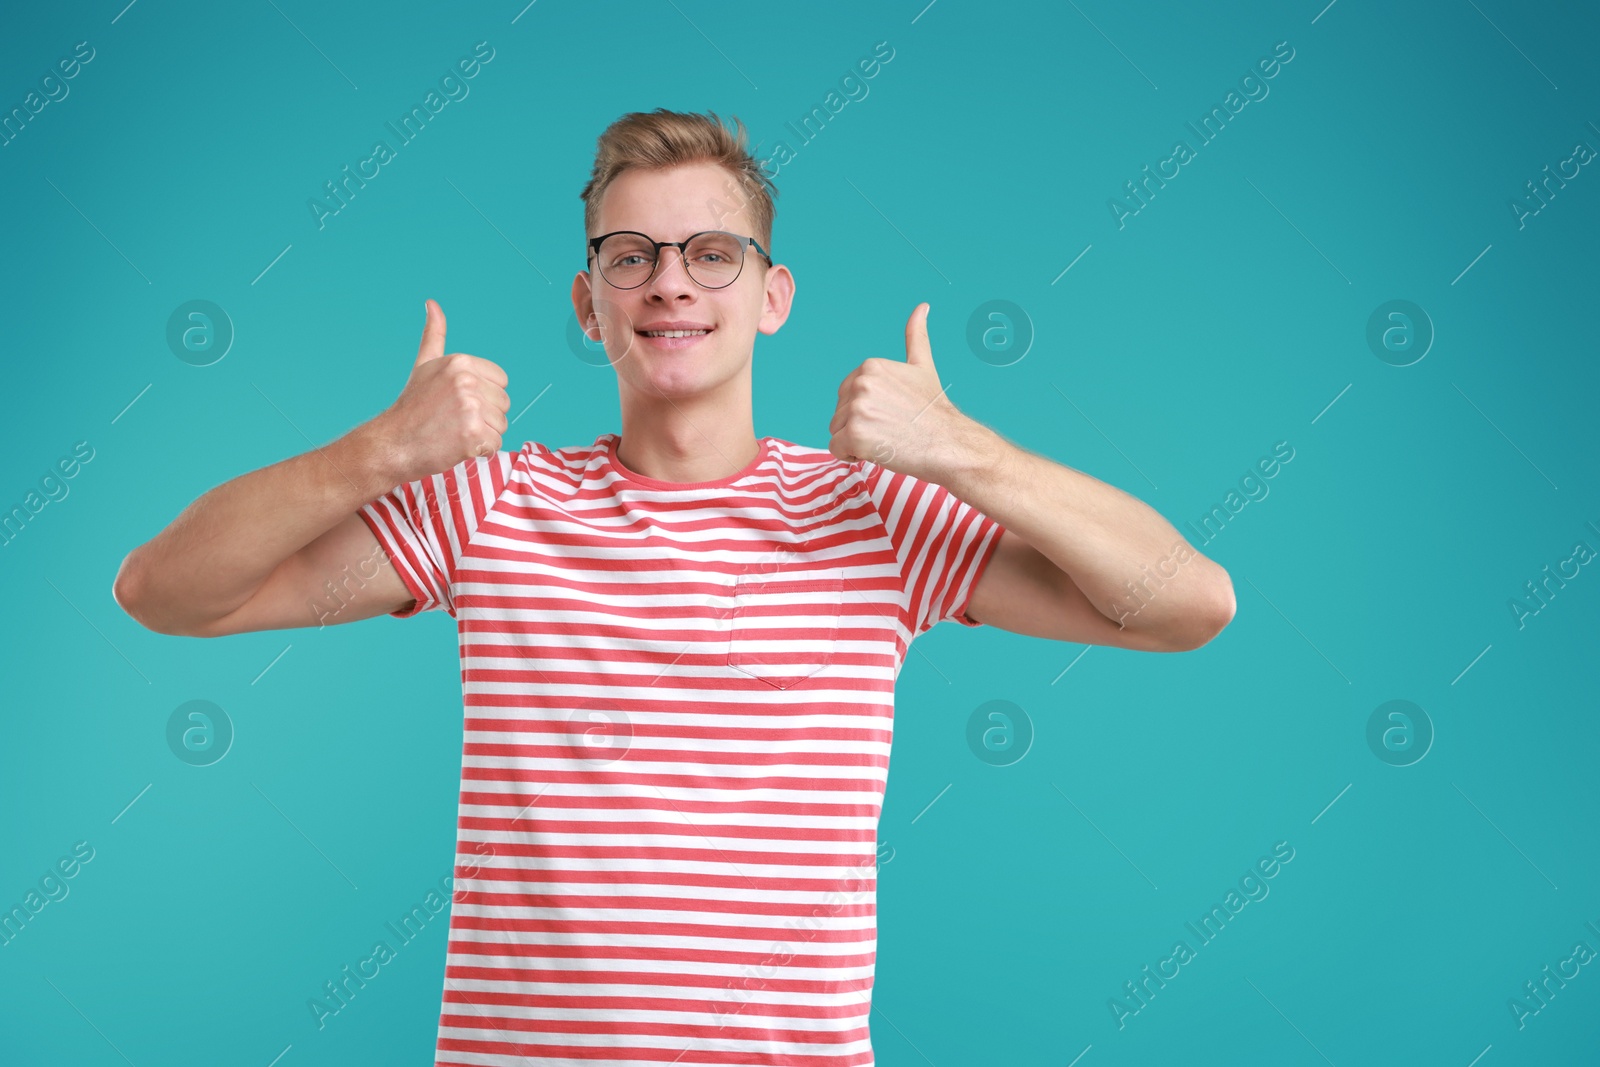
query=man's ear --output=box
[756,264,796,337]
[571,271,597,340]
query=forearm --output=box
[940,420,1234,645]
[115,419,406,632]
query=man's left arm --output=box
[936,416,1235,652]
[828,302,1236,653]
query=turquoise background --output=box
[3,0,1598,1064]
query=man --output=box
[115,108,1234,1066]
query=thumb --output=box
[415,299,447,366]
[904,302,934,369]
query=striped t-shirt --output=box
[358,431,1004,1067]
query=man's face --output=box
[572,161,794,402]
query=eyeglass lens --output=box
[596,232,747,289]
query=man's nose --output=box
[645,246,696,295]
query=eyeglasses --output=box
[586,229,772,290]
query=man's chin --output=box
[624,359,727,399]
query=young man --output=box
[115,109,1234,1066]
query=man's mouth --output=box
[635,324,715,348]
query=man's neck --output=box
[614,417,760,484]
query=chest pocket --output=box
[726,562,845,689]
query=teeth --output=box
[643,329,710,338]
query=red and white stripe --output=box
[360,433,1003,1066]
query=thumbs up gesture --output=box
[827,303,965,482]
[376,299,512,484]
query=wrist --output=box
[936,415,1005,490]
[343,414,414,498]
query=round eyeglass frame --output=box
[586,229,773,290]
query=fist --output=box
[381,299,511,483]
[827,302,959,482]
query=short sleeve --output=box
[855,459,1006,636]
[357,450,515,619]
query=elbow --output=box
[1188,606,1235,651]
[113,551,205,637]
[1166,571,1237,652]
[112,551,149,627]
[1197,573,1238,649]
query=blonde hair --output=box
[579,108,778,253]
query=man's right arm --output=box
[113,299,510,637]
[113,421,418,636]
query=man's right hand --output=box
[115,297,513,637]
[375,299,512,485]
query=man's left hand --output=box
[827,302,970,483]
